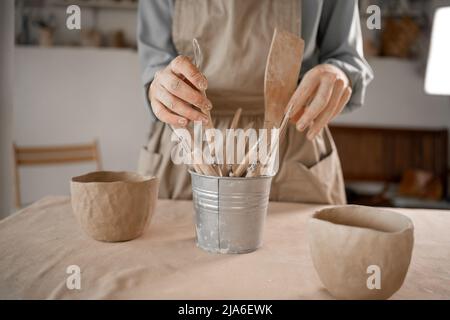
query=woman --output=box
[137,0,373,204]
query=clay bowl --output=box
[309,205,414,300]
[71,171,159,242]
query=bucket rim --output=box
[188,169,274,180]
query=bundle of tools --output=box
[172,29,305,178]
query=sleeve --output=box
[318,0,374,111]
[137,0,177,121]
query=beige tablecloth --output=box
[0,196,449,299]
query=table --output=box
[0,196,449,299]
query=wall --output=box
[333,58,450,178]
[334,58,450,129]
[13,47,149,205]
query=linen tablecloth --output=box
[0,196,449,299]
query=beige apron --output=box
[138,0,346,205]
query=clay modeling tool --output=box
[168,125,211,175]
[241,103,295,177]
[222,108,242,175]
[235,29,304,177]
[260,28,304,175]
[231,120,254,176]
[230,108,242,130]
[232,134,263,177]
[258,103,295,176]
[264,28,304,130]
[192,120,218,176]
[193,38,222,176]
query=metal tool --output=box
[193,38,222,176]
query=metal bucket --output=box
[189,170,273,254]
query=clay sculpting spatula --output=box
[264,28,304,130]
[257,29,304,176]
[234,29,304,177]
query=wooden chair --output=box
[13,140,102,208]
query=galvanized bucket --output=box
[189,170,273,254]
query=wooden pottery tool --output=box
[231,120,254,176]
[234,29,305,177]
[245,103,294,177]
[169,124,214,176]
[264,28,304,130]
[222,108,242,176]
[262,29,304,174]
[258,103,295,176]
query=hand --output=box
[289,64,352,140]
[149,55,212,127]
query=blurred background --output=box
[1,0,450,218]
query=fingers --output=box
[157,69,212,111]
[289,72,320,122]
[296,73,336,131]
[170,55,208,91]
[153,84,209,123]
[150,98,188,127]
[306,79,345,139]
[307,86,352,140]
[149,55,214,127]
[332,87,352,119]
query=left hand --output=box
[289,64,352,140]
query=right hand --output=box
[149,55,212,127]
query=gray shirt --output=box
[138,0,374,121]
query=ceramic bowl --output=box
[309,205,414,299]
[71,171,159,242]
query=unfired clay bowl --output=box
[71,171,159,242]
[309,205,414,300]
